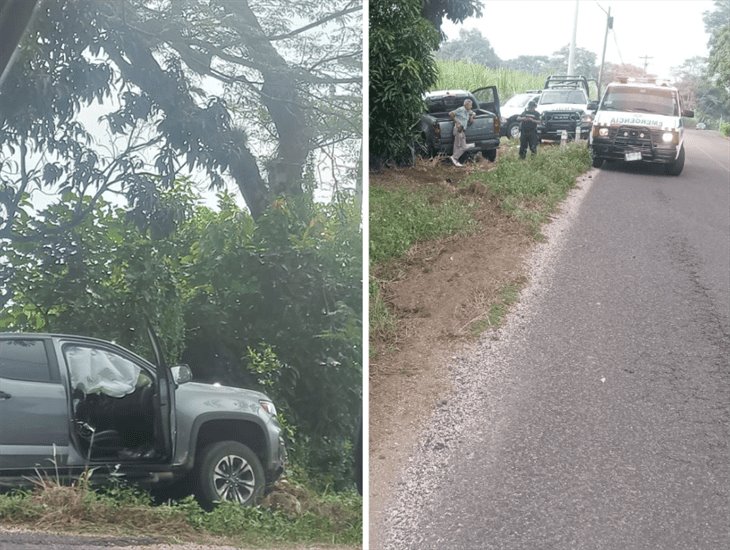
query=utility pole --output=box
[567,0,579,75]
[596,4,613,98]
[640,55,653,75]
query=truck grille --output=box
[611,126,654,150]
[542,111,582,132]
[544,112,581,122]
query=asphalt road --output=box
[382,130,730,549]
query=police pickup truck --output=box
[419,87,501,162]
[589,78,694,175]
[536,75,598,141]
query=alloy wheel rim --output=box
[213,454,256,503]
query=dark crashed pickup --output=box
[419,87,501,162]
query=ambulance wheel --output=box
[664,145,685,176]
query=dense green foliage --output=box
[422,0,482,33]
[705,0,730,90]
[369,0,440,164]
[1,186,362,486]
[659,1,730,130]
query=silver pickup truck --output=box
[419,87,501,162]
[0,330,286,509]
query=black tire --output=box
[591,154,604,168]
[484,148,497,162]
[194,441,265,510]
[664,145,685,176]
[418,133,438,158]
[507,122,521,140]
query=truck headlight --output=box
[260,400,277,417]
[598,127,609,137]
[662,132,677,144]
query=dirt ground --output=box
[369,154,535,547]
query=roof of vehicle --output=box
[425,89,472,98]
[608,78,678,91]
[1,332,116,341]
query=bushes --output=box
[370,0,440,164]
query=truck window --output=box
[425,95,471,114]
[0,339,52,382]
[601,87,678,116]
[540,90,586,105]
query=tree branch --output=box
[266,4,362,41]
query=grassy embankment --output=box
[371,61,591,341]
[0,473,361,547]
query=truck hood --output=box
[175,381,271,415]
[501,105,525,119]
[593,110,680,130]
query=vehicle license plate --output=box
[625,151,642,161]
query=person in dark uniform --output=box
[518,100,540,159]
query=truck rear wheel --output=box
[194,441,265,510]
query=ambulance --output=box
[589,78,694,175]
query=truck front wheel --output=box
[194,441,265,510]
[484,148,497,162]
[664,145,685,176]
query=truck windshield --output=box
[600,87,678,116]
[540,90,586,105]
[425,95,472,114]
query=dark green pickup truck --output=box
[419,87,501,162]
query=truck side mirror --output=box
[171,365,193,385]
[587,101,599,111]
[682,109,694,118]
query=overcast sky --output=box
[441,0,715,78]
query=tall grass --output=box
[433,60,545,99]
[369,185,477,265]
[0,479,362,546]
[467,141,591,235]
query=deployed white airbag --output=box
[66,346,141,398]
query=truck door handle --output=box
[0,391,11,399]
